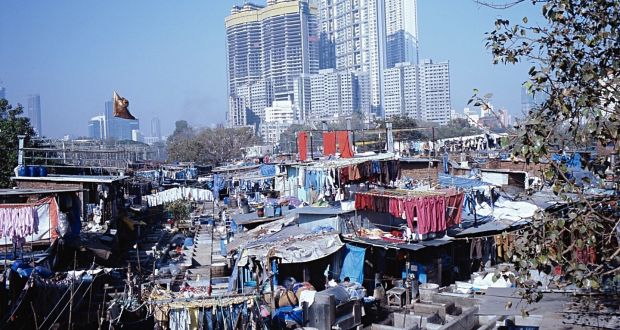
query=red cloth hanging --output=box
[297,131,308,161]
[322,131,337,156]
[336,131,354,158]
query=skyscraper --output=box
[151,117,161,140]
[88,115,106,140]
[104,100,139,140]
[0,86,5,100]
[317,0,385,115]
[27,94,42,136]
[225,0,319,127]
[384,0,418,67]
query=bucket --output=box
[39,167,48,177]
[419,283,439,302]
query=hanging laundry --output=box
[322,131,337,156]
[336,131,354,158]
[297,131,308,161]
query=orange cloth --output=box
[323,131,337,156]
[297,131,308,161]
[336,131,354,158]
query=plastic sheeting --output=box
[339,243,365,284]
[238,232,344,265]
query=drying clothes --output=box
[0,206,39,241]
[297,131,308,161]
[169,308,191,330]
[348,165,361,181]
[403,199,416,232]
[444,192,465,227]
[336,131,354,158]
[323,131,337,156]
[470,238,482,259]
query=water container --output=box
[39,167,48,177]
[419,283,439,302]
[223,197,230,205]
[28,166,39,177]
[17,166,27,177]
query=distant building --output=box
[317,0,385,115]
[150,117,161,141]
[0,86,5,99]
[385,0,419,67]
[382,60,450,124]
[383,62,419,119]
[306,69,370,119]
[88,115,106,140]
[131,129,143,142]
[259,100,296,144]
[27,94,42,136]
[419,59,451,124]
[103,100,140,141]
[226,0,319,127]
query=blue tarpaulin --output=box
[340,243,365,284]
[260,164,276,177]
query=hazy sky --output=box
[0,1,540,138]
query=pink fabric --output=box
[403,199,416,232]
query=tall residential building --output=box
[293,74,312,120]
[419,59,450,124]
[308,69,370,119]
[0,86,5,99]
[150,117,161,140]
[317,0,385,115]
[385,0,418,67]
[225,0,319,127]
[27,94,42,136]
[383,62,419,119]
[382,60,450,124]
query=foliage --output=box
[166,121,261,165]
[470,0,620,300]
[375,115,428,141]
[0,99,36,188]
[434,118,484,139]
[164,199,191,221]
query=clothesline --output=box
[355,189,445,199]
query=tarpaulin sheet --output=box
[340,243,365,284]
[239,232,344,265]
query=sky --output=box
[0,0,541,138]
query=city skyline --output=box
[0,0,540,138]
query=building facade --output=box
[88,115,106,140]
[150,117,161,141]
[419,59,450,124]
[382,60,450,124]
[259,100,296,144]
[0,86,5,99]
[384,0,418,68]
[103,100,140,141]
[307,69,370,119]
[226,0,319,127]
[27,94,42,136]
[317,0,385,115]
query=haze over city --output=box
[1,0,537,138]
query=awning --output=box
[238,232,344,265]
[342,236,452,252]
